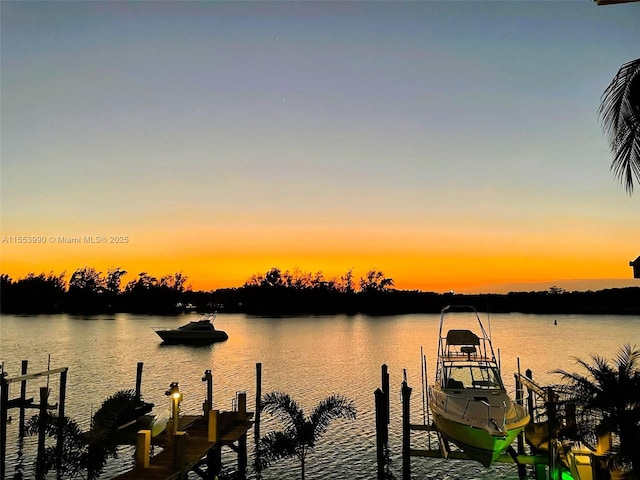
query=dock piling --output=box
[374,364,391,480]
[56,367,67,480]
[36,386,48,480]
[174,431,187,470]
[0,373,7,480]
[135,430,151,468]
[514,370,526,480]
[208,409,220,442]
[374,388,387,480]
[381,364,389,426]
[237,392,247,418]
[202,369,213,421]
[19,360,28,436]
[135,362,143,399]
[401,378,412,480]
[255,362,262,446]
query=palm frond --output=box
[599,58,640,194]
[615,343,640,375]
[260,391,304,431]
[309,394,356,441]
[25,413,89,479]
[256,430,298,469]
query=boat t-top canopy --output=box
[446,329,480,346]
[436,307,497,365]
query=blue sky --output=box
[1,1,639,292]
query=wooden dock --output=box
[113,412,253,480]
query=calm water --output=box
[1,312,639,479]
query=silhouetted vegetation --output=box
[25,389,152,479]
[554,344,640,478]
[599,57,640,194]
[255,391,356,480]
[1,267,639,315]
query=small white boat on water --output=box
[428,305,530,467]
[153,314,228,344]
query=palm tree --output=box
[25,389,152,479]
[25,412,88,479]
[554,344,640,478]
[599,58,640,194]
[255,391,356,480]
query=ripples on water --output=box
[1,313,639,479]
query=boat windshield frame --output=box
[441,363,504,390]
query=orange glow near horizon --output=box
[1,222,637,293]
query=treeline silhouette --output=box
[1,266,638,315]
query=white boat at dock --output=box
[428,305,530,467]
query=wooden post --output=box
[36,387,48,480]
[238,431,247,479]
[202,369,213,421]
[0,373,8,480]
[596,431,612,455]
[526,369,535,419]
[254,363,263,478]
[19,360,28,436]
[166,420,175,449]
[208,409,219,442]
[255,363,262,444]
[402,380,412,480]
[565,403,577,438]
[135,430,151,468]
[527,372,543,480]
[135,362,143,399]
[174,431,187,470]
[206,408,222,478]
[547,386,557,480]
[374,388,386,480]
[237,392,247,418]
[514,373,526,480]
[381,364,389,426]
[56,368,67,480]
[207,446,222,477]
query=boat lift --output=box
[374,362,610,480]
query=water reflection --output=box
[0,313,638,479]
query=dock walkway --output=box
[113,412,253,480]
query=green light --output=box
[560,470,575,480]
[549,466,576,480]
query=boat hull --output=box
[431,409,528,467]
[155,331,228,344]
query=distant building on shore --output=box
[631,256,640,278]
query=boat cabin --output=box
[178,320,215,331]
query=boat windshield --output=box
[444,365,502,390]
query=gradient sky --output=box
[1,1,639,293]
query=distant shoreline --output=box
[1,283,638,316]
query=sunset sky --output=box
[1,1,639,294]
